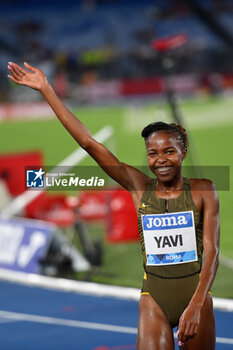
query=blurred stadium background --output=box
[0,0,233,300]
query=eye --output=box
[148,151,157,157]
[166,150,175,154]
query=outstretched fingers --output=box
[9,62,27,76]
[24,62,37,72]
[8,61,47,91]
[8,62,26,84]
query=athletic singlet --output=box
[138,178,204,328]
[138,177,203,279]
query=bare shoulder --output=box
[190,178,219,212]
[190,178,217,192]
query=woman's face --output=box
[146,130,186,182]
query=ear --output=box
[182,149,187,161]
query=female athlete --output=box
[8,62,220,350]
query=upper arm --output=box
[85,138,150,191]
[201,180,220,256]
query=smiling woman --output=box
[142,122,188,185]
[8,62,220,350]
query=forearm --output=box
[191,250,219,307]
[40,81,93,149]
[8,61,148,191]
[188,181,220,309]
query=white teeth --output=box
[156,167,172,173]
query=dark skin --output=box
[138,132,218,349]
[8,62,220,349]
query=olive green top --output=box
[138,177,203,279]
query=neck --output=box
[156,174,184,193]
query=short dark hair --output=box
[141,121,188,151]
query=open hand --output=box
[8,62,48,91]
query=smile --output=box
[156,166,172,174]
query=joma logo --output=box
[146,215,188,229]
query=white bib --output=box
[141,211,198,266]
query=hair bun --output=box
[170,123,188,148]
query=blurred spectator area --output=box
[1,0,233,100]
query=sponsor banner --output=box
[0,102,54,121]
[120,77,165,96]
[0,218,53,274]
[120,75,199,96]
[141,211,198,266]
[82,80,121,100]
[166,74,200,94]
[3,73,233,121]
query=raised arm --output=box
[178,179,220,344]
[8,62,149,192]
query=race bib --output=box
[141,211,198,266]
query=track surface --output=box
[0,280,232,350]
